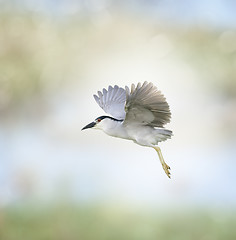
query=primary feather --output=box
[124,81,171,127]
[93,85,126,120]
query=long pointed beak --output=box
[81,121,96,130]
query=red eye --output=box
[97,119,101,122]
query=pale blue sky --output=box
[2,0,236,28]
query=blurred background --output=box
[0,0,236,239]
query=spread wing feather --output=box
[124,81,171,127]
[93,85,126,120]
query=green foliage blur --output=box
[1,10,236,116]
[1,205,236,240]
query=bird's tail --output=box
[155,128,173,142]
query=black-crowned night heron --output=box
[82,82,173,178]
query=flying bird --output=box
[82,82,173,178]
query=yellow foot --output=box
[153,146,171,178]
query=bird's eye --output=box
[97,119,101,122]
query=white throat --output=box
[96,118,129,139]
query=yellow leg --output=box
[153,146,171,178]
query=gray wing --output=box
[93,85,126,120]
[124,81,171,127]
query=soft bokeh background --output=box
[1,0,236,239]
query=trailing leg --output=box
[153,146,171,178]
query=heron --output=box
[82,81,173,178]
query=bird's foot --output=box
[154,146,171,178]
[161,161,171,178]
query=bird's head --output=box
[81,116,114,131]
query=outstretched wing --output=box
[124,81,171,127]
[93,85,126,120]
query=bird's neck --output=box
[100,118,129,139]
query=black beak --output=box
[81,121,96,130]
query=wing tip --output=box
[93,94,98,99]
